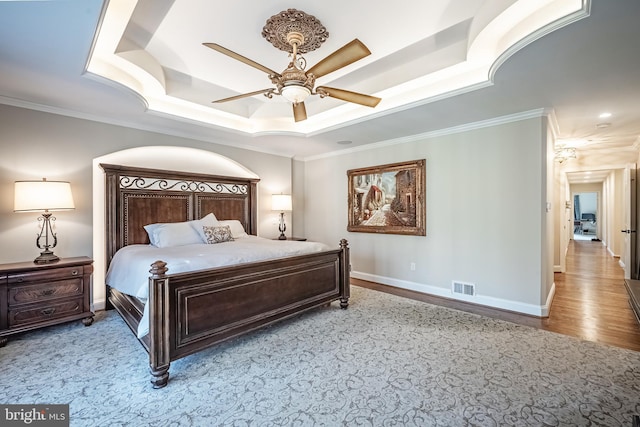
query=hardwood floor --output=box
[546,239,640,351]
[352,239,640,352]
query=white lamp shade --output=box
[281,85,311,104]
[272,194,292,211]
[14,180,75,212]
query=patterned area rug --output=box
[1,286,639,426]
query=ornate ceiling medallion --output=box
[261,9,328,54]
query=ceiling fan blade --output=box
[203,43,281,76]
[316,86,381,108]
[293,102,307,122]
[306,39,371,78]
[212,89,274,103]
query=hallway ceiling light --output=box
[554,147,577,163]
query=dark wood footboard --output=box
[145,239,349,388]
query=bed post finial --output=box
[149,260,168,277]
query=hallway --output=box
[546,239,640,351]
[353,239,640,351]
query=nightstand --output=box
[0,256,94,347]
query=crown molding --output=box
[303,108,548,161]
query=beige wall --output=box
[542,117,555,307]
[1,103,559,316]
[0,104,293,261]
[302,117,553,314]
[553,159,570,272]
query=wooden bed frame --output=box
[101,163,350,388]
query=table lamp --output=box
[271,194,292,240]
[14,178,75,263]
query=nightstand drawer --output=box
[7,265,83,285]
[8,297,84,327]
[8,279,83,306]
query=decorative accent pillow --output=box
[202,225,234,244]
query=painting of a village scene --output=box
[347,159,426,235]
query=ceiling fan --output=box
[203,8,381,122]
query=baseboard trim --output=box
[351,271,549,317]
[93,299,106,311]
[542,282,555,317]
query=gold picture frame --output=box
[347,159,426,235]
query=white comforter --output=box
[105,236,332,338]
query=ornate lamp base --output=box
[34,249,60,264]
[278,211,287,240]
[34,212,60,264]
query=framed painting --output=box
[347,159,426,236]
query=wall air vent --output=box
[452,281,475,296]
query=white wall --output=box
[554,160,570,272]
[608,169,624,257]
[303,117,552,315]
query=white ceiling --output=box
[1,0,639,183]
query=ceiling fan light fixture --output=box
[205,9,380,121]
[281,84,311,104]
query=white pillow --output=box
[144,221,202,247]
[218,219,248,239]
[144,213,219,247]
[190,213,220,242]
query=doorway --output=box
[573,191,598,241]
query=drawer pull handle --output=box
[41,308,56,316]
[42,289,55,296]
[71,270,79,276]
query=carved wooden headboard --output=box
[100,163,259,267]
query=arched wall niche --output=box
[91,146,259,309]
